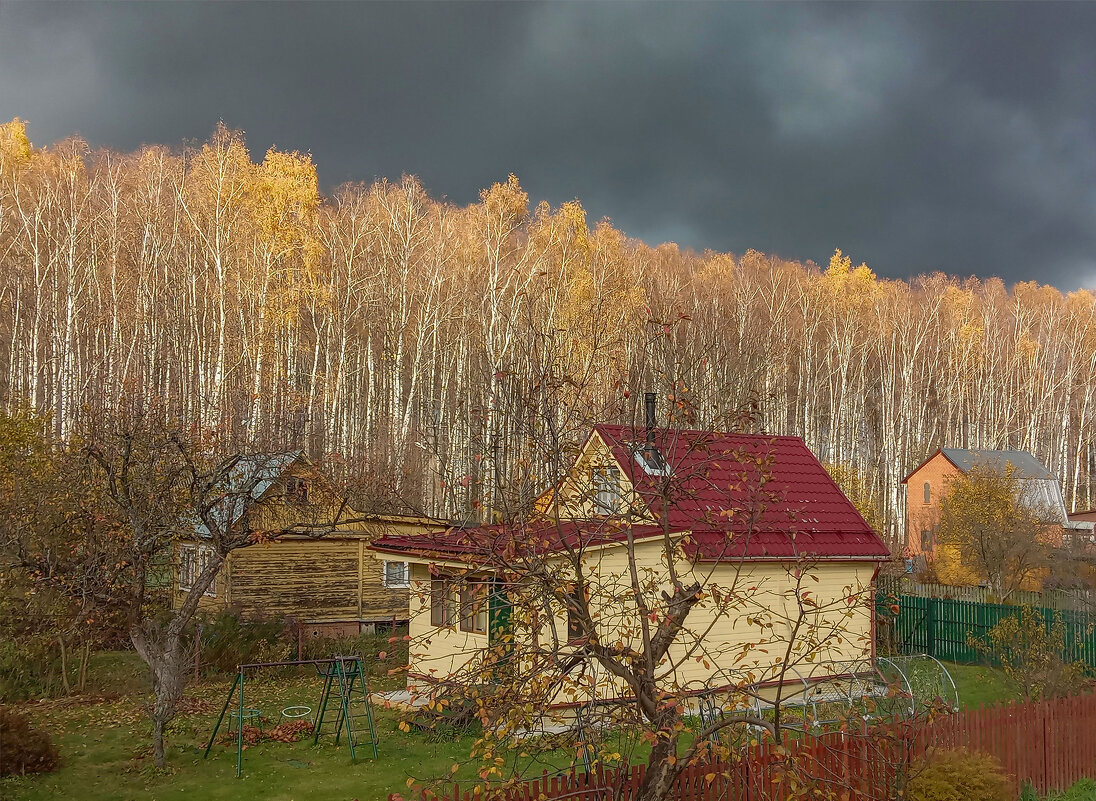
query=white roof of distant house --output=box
[192,451,303,538]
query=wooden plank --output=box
[357,539,364,620]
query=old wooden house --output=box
[173,452,443,636]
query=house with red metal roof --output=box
[372,416,890,705]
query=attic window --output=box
[633,443,670,476]
[592,466,622,515]
[286,476,310,505]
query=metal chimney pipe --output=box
[644,392,657,445]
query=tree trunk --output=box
[132,628,188,768]
[58,636,71,695]
[129,556,221,766]
[637,733,682,801]
[152,716,167,768]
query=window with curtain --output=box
[592,465,622,515]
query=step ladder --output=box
[312,654,379,760]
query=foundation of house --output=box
[301,618,408,638]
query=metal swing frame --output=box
[203,654,379,777]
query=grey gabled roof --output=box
[192,451,303,538]
[940,448,1070,524]
[941,448,1054,480]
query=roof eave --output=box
[901,449,946,484]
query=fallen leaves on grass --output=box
[268,720,313,743]
[175,696,219,716]
[217,720,314,747]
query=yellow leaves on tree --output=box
[250,148,324,320]
[823,248,879,300]
[936,464,1053,594]
[550,204,645,394]
[479,173,529,231]
[0,118,34,176]
[250,148,320,255]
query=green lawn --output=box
[1,652,584,801]
[945,661,1021,709]
[1,654,1027,801]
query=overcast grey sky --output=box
[1,1,1094,289]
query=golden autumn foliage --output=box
[0,119,1094,540]
[936,465,1053,593]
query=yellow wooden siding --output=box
[407,563,487,681]
[406,538,875,703]
[171,464,438,621]
[224,533,420,622]
[536,432,655,523]
[540,541,875,702]
[229,540,360,620]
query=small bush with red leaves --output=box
[0,708,59,776]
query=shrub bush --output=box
[971,606,1088,702]
[300,628,409,670]
[905,748,1011,801]
[0,638,61,702]
[1046,778,1096,801]
[0,708,59,776]
[196,611,287,673]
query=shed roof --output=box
[193,451,302,537]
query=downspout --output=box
[870,561,883,662]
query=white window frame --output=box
[633,443,671,476]
[592,465,622,515]
[382,560,410,589]
[178,543,217,597]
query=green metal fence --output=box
[877,592,1096,669]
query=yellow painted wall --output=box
[535,432,655,523]
[405,536,877,703]
[407,562,490,684]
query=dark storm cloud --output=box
[1,2,1094,289]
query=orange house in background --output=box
[902,448,1073,587]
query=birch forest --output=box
[2,119,1094,546]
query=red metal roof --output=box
[592,425,888,559]
[370,426,889,562]
[371,519,676,560]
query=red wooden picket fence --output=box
[436,693,1096,800]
